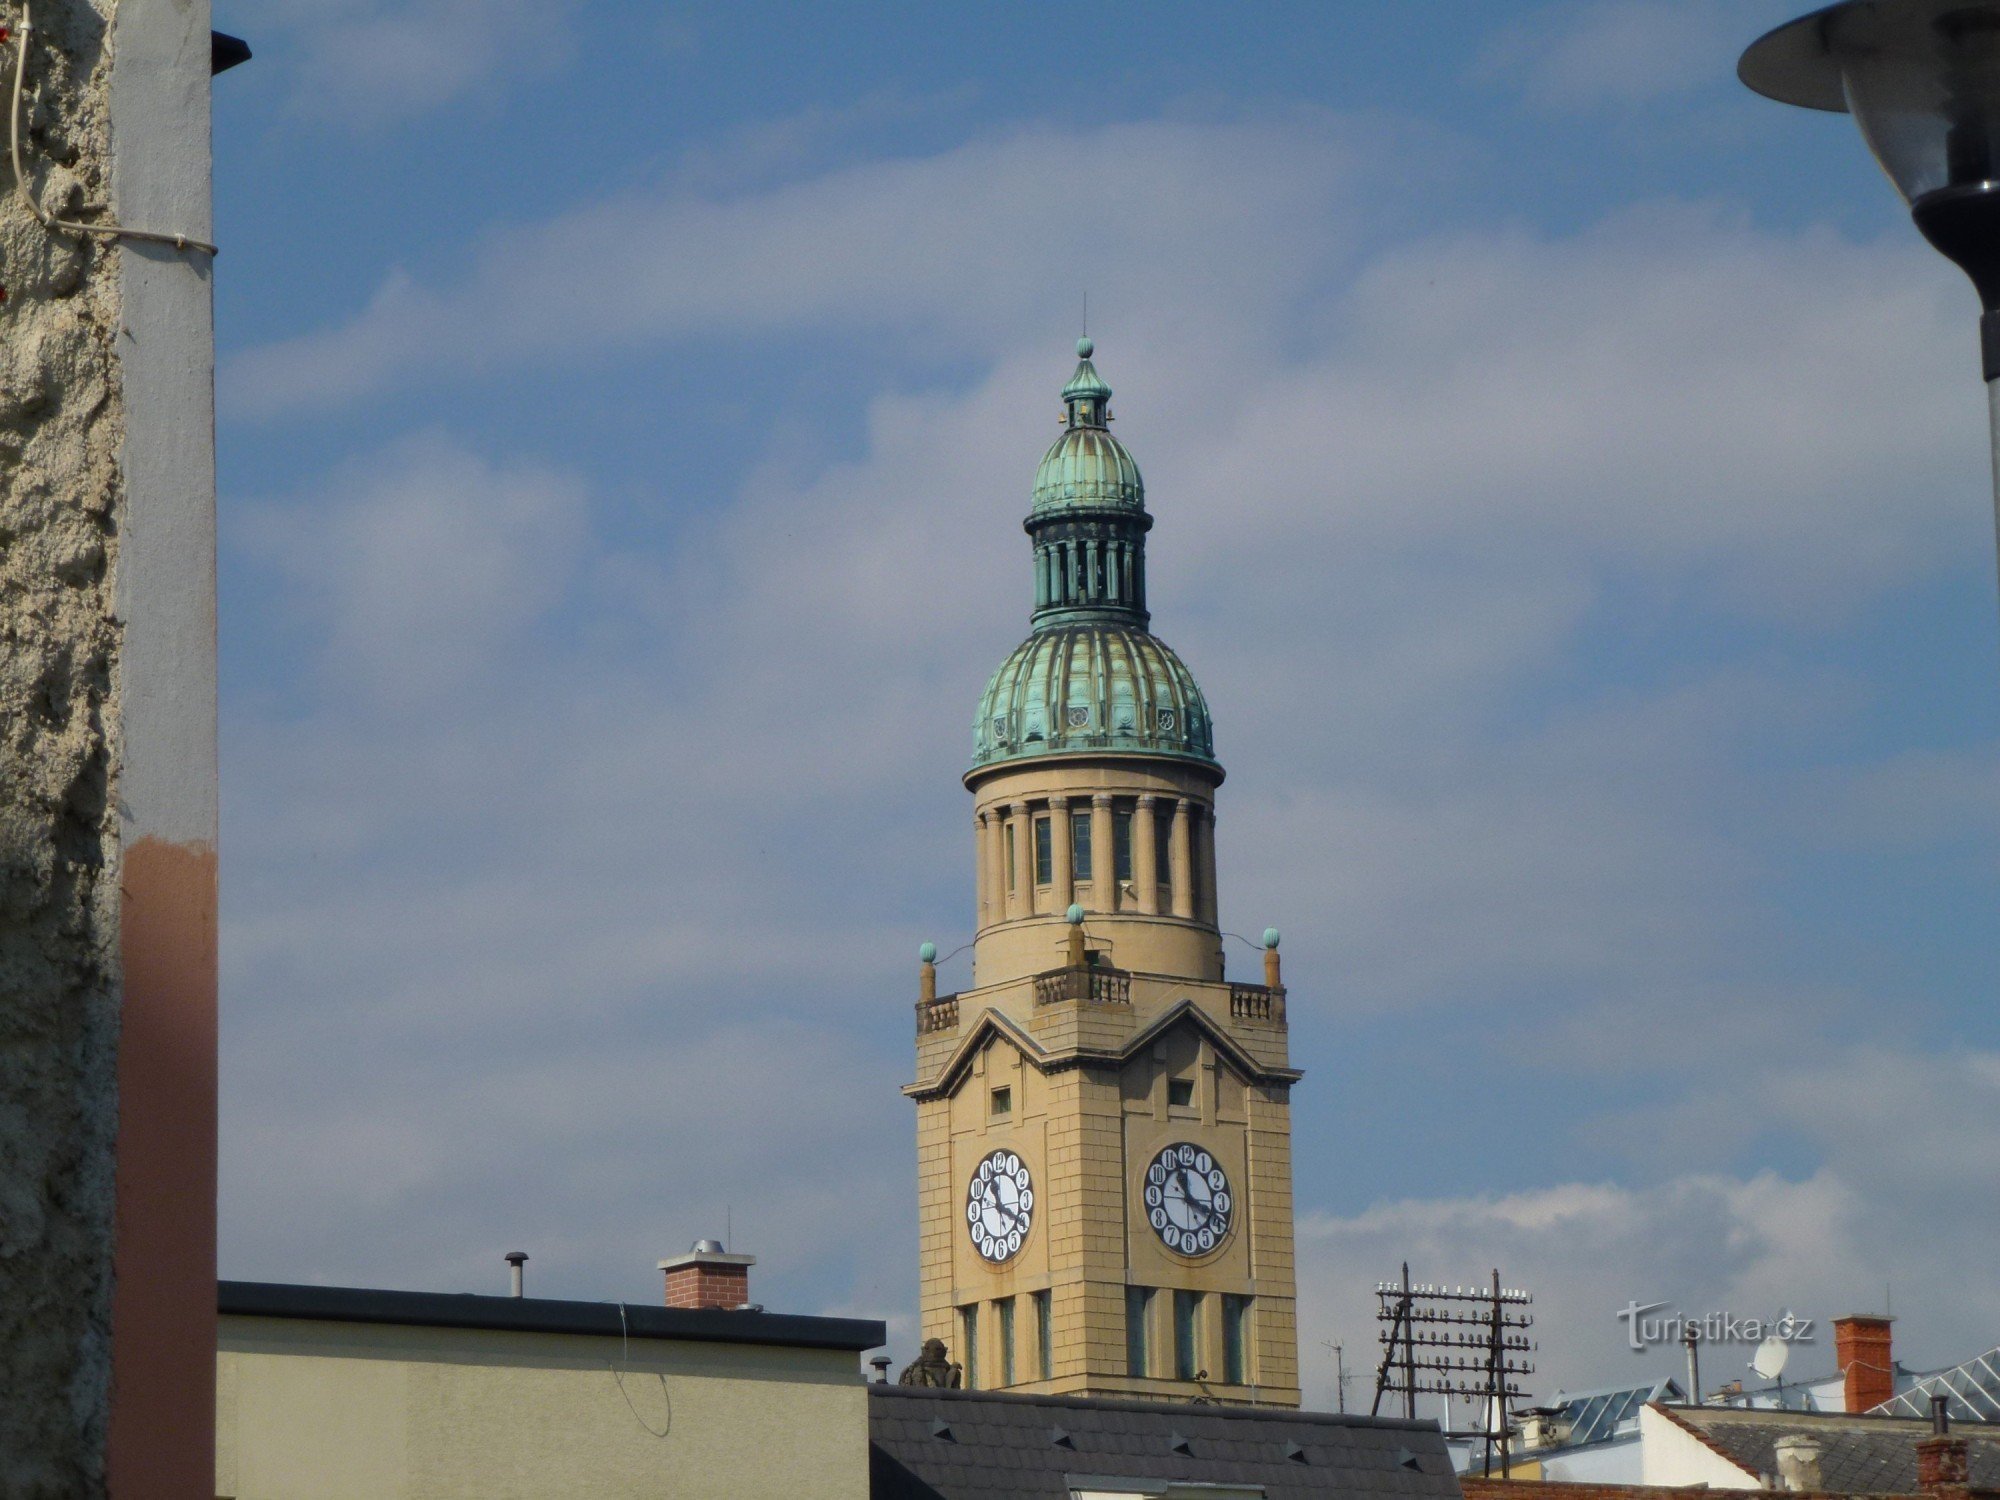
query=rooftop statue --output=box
[898,1338,963,1388]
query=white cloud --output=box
[239,433,588,706]
[1297,1046,2000,1409]
[1481,0,1796,113]
[221,114,1375,415]
[222,1016,910,1321]
[247,0,578,125]
[219,110,2000,1369]
[1793,749,2000,853]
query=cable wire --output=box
[8,0,217,256]
[610,1303,673,1440]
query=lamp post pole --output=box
[1743,0,2000,629]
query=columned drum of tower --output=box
[906,341,1302,1409]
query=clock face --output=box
[1143,1142,1233,1256]
[966,1149,1034,1264]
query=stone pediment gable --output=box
[903,1010,1049,1101]
[1120,999,1302,1090]
[904,998,1299,1102]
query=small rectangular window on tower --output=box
[1034,816,1053,885]
[1155,809,1173,890]
[998,1296,1016,1386]
[961,1303,980,1390]
[1174,1289,1202,1381]
[1034,1289,1053,1381]
[1126,1285,1153,1378]
[991,1085,1012,1118]
[1071,810,1093,882]
[1114,807,1134,882]
[1223,1294,1253,1385]
[1168,1077,1194,1110]
[1007,825,1017,892]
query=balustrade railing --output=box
[1033,965,1132,1007]
[916,994,960,1033]
[1229,983,1286,1024]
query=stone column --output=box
[1050,796,1074,910]
[1006,803,1031,920]
[1134,795,1161,914]
[1170,799,1195,919]
[1196,807,1218,925]
[974,812,991,925]
[972,812,985,923]
[1090,795,1115,912]
[983,811,1005,927]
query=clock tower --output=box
[907,340,1302,1408]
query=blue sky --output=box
[213,0,2000,1407]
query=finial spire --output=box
[1061,338,1112,430]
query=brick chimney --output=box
[1835,1314,1895,1413]
[1918,1436,1970,1493]
[659,1239,755,1310]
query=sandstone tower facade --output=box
[908,341,1301,1408]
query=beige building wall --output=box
[215,1315,870,1500]
[914,740,1304,1411]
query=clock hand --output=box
[1183,1173,1217,1229]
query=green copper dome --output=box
[1032,427,1144,515]
[970,340,1220,776]
[1033,354,1143,516]
[972,624,1216,770]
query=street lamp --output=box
[1742,0,2000,611]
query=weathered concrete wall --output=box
[0,1,125,1493]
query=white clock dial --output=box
[1143,1142,1233,1256]
[965,1149,1034,1264]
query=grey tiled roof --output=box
[870,1384,1461,1500]
[1663,1406,2000,1492]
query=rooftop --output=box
[1655,1403,2000,1492]
[869,1383,1460,1500]
[219,1279,886,1353]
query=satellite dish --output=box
[1751,1335,1791,1382]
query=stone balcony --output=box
[1228,983,1286,1025]
[1032,964,1132,1008]
[916,993,960,1034]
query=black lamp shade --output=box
[1742,1,2000,201]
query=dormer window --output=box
[1168,1078,1195,1109]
